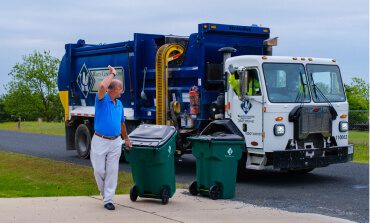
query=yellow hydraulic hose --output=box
[155,44,184,125]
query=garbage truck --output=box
[58,23,353,173]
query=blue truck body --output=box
[58,23,271,156]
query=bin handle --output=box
[122,145,131,151]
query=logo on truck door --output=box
[240,100,252,114]
[77,64,95,98]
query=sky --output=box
[0,0,368,95]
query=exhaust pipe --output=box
[218,47,237,73]
[263,37,278,56]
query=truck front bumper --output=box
[272,145,354,170]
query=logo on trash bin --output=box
[225,148,234,158]
[227,148,233,155]
[168,146,172,157]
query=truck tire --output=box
[75,124,91,159]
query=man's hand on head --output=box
[98,65,117,99]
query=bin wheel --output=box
[130,185,138,202]
[189,181,198,196]
[160,186,170,205]
[209,185,221,200]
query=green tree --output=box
[345,77,369,110]
[3,51,63,121]
[0,96,11,122]
[345,77,369,129]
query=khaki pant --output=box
[90,135,122,204]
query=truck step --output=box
[246,152,267,170]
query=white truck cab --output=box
[225,55,353,172]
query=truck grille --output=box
[298,106,332,139]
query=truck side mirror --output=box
[239,70,249,101]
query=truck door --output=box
[230,68,263,148]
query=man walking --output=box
[90,65,132,210]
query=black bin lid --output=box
[129,124,176,147]
[200,120,243,137]
[194,132,244,141]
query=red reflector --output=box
[312,107,319,112]
[251,141,258,146]
[172,53,182,60]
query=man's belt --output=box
[94,133,120,140]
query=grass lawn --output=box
[0,151,133,197]
[0,121,65,136]
[349,131,369,164]
[0,150,185,197]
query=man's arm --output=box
[98,65,117,100]
[121,123,132,148]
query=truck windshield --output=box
[307,64,346,102]
[262,63,310,103]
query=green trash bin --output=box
[124,124,177,205]
[188,133,244,200]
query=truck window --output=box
[262,63,310,103]
[245,69,261,96]
[307,64,346,102]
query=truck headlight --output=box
[339,121,348,132]
[274,124,285,136]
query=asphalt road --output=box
[0,130,368,223]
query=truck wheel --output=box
[74,124,91,159]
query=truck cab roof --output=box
[227,55,338,67]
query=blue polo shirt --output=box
[94,93,125,137]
